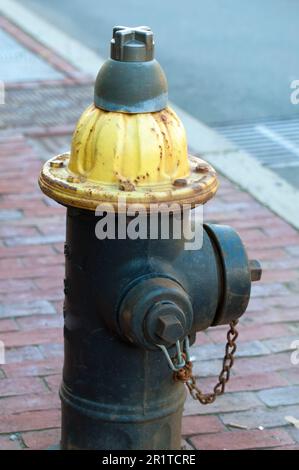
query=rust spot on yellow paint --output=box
[39,104,218,211]
[119,181,135,192]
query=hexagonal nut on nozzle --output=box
[249,259,262,282]
[156,313,185,344]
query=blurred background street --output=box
[18,0,299,124]
[13,0,299,189]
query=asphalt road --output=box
[18,0,299,125]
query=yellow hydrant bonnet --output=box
[39,26,218,211]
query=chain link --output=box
[173,320,239,405]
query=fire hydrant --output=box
[39,26,262,450]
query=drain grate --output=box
[215,118,299,169]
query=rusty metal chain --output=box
[173,320,239,405]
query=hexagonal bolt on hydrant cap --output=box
[156,314,185,343]
[147,302,186,344]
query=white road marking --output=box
[1,0,299,229]
[206,149,299,228]
[256,124,299,158]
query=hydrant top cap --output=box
[111,26,154,62]
[94,26,168,113]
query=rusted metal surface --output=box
[174,321,239,405]
[39,152,218,212]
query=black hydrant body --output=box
[62,210,186,450]
[39,26,261,450]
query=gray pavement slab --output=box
[0,28,63,82]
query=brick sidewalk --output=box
[0,16,299,451]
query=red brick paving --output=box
[22,428,60,450]
[0,16,299,451]
[190,428,294,450]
